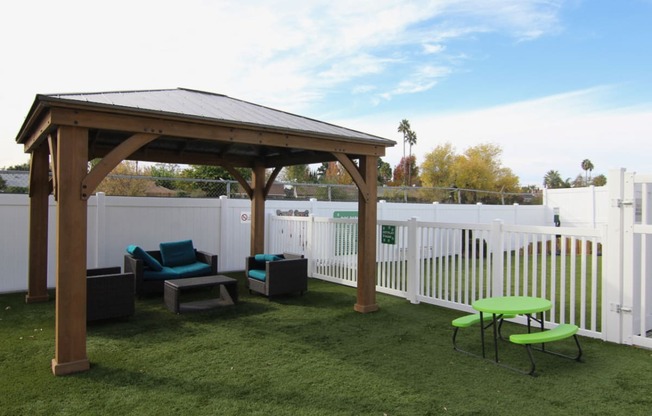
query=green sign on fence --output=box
[381,225,396,245]
[333,211,358,219]
[333,211,358,255]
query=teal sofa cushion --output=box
[160,240,196,267]
[248,269,267,281]
[174,262,213,278]
[127,245,163,271]
[254,254,281,262]
[143,266,180,281]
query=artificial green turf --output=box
[1,273,651,415]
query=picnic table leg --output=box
[539,312,546,352]
[492,313,499,362]
[480,312,486,358]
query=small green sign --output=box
[333,211,358,219]
[381,225,396,245]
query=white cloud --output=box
[379,65,452,100]
[423,43,446,54]
[0,0,569,168]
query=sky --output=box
[1,0,651,186]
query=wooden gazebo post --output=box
[354,155,379,313]
[51,126,90,375]
[250,162,266,255]
[26,145,50,303]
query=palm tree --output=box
[581,159,594,185]
[397,119,412,186]
[544,170,563,189]
[407,129,417,186]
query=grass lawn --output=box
[1,273,650,415]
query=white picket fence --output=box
[269,215,605,339]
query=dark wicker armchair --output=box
[246,253,308,298]
[87,267,135,322]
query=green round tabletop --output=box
[472,296,552,315]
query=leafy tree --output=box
[392,156,419,187]
[315,162,329,182]
[95,161,151,196]
[377,158,392,185]
[322,162,353,185]
[581,159,594,184]
[316,162,354,200]
[420,142,456,188]
[282,164,314,183]
[182,165,252,197]
[451,143,519,203]
[571,174,587,188]
[0,175,6,190]
[150,163,183,190]
[592,174,607,186]
[4,161,30,171]
[419,142,519,204]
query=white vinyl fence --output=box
[269,215,605,340]
[2,169,651,347]
[607,169,652,349]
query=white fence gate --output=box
[607,169,652,348]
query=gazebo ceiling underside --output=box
[85,128,352,168]
[17,89,394,169]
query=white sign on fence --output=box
[240,212,251,223]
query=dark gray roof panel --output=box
[44,88,393,145]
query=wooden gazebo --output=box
[14,88,395,375]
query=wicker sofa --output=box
[124,240,218,296]
[246,253,308,298]
[87,267,135,322]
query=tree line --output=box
[1,121,607,202]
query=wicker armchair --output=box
[87,267,135,322]
[246,253,308,298]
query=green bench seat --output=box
[510,323,578,345]
[510,323,583,375]
[452,313,516,328]
[452,313,516,354]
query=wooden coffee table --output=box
[164,275,238,313]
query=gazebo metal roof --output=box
[17,88,394,168]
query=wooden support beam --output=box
[51,126,90,376]
[334,153,369,202]
[354,155,379,313]
[250,163,266,255]
[81,133,159,199]
[48,133,58,201]
[26,146,50,303]
[223,163,253,199]
[264,166,282,198]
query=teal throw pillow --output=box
[160,240,196,267]
[254,254,281,262]
[127,245,163,271]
